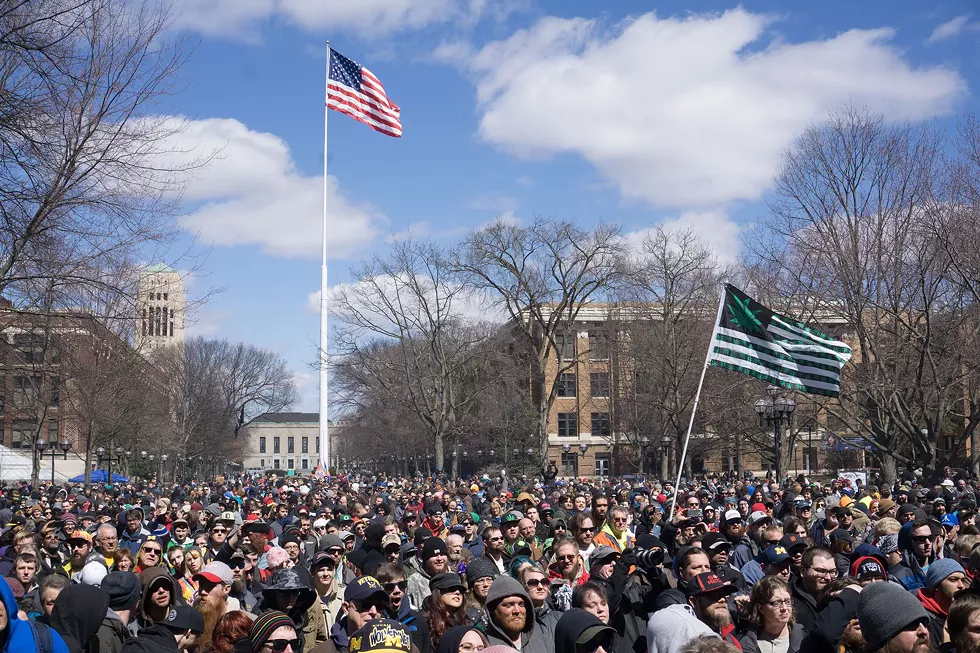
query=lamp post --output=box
[754,385,796,483]
[35,438,72,483]
[561,443,589,477]
[523,447,535,476]
[95,446,128,485]
[160,454,168,483]
[640,436,650,475]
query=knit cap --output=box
[858,581,930,650]
[465,558,499,584]
[925,558,965,589]
[421,537,448,562]
[250,611,294,651]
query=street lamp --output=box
[96,446,129,485]
[754,384,796,482]
[35,438,72,483]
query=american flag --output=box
[327,48,402,138]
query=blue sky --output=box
[155,0,980,410]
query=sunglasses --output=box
[911,535,931,544]
[525,578,547,588]
[266,639,301,652]
[579,526,596,533]
[487,537,503,542]
[143,548,162,556]
[352,598,386,613]
[383,580,408,593]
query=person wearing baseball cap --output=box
[701,532,738,582]
[130,604,205,652]
[349,619,413,653]
[334,576,391,646]
[760,546,792,582]
[65,529,95,578]
[721,510,752,570]
[779,533,807,577]
[685,572,739,647]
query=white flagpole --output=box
[319,41,331,473]
[668,287,727,522]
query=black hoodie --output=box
[119,624,180,653]
[50,584,111,653]
[437,626,486,653]
[555,609,615,653]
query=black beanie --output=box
[414,527,433,547]
[421,537,448,562]
[365,524,386,550]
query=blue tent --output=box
[68,469,129,483]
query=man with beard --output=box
[685,572,740,648]
[228,549,258,612]
[484,575,551,653]
[721,510,752,570]
[38,524,68,577]
[914,559,970,645]
[947,594,980,653]
[482,527,506,574]
[65,530,97,580]
[406,538,449,609]
[858,581,934,653]
[193,561,238,651]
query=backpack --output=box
[28,619,54,653]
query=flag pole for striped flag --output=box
[318,40,331,474]
[667,288,727,522]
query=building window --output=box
[49,377,60,407]
[302,437,308,454]
[302,459,309,470]
[555,332,575,361]
[560,452,578,477]
[594,453,610,477]
[591,412,610,437]
[288,437,294,454]
[274,437,280,454]
[273,459,280,469]
[11,421,33,449]
[557,412,577,437]
[13,333,45,364]
[316,437,320,453]
[259,437,266,454]
[12,376,37,406]
[556,372,577,398]
[163,293,168,300]
[142,308,147,336]
[590,372,610,397]
[260,458,265,468]
[588,331,609,360]
[287,458,294,470]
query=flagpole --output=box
[667,287,727,522]
[319,40,331,473]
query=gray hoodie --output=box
[483,576,552,653]
[646,604,718,653]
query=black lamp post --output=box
[35,438,71,483]
[754,384,796,482]
[561,443,589,477]
[95,446,129,485]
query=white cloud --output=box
[623,209,741,265]
[164,118,383,259]
[185,307,229,337]
[170,0,505,40]
[467,192,519,213]
[447,9,966,209]
[926,16,971,44]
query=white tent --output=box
[0,445,83,482]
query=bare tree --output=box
[0,0,200,317]
[330,238,499,471]
[612,226,727,476]
[155,338,298,477]
[749,106,978,482]
[455,218,625,458]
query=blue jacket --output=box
[0,572,70,653]
[464,534,485,559]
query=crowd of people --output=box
[2,466,980,653]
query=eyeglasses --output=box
[557,554,577,561]
[211,528,228,534]
[767,599,792,609]
[443,587,465,595]
[384,580,408,593]
[554,526,566,531]
[458,644,485,653]
[612,517,628,523]
[487,537,504,542]
[808,567,838,578]
[326,548,344,555]
[352,598,386,613]
[579,526,596,533]
[142,548,162,556]
[265,639,301,652]
[911,535,931,544]
[525,578,547,588]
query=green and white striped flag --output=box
[708,285,853,397]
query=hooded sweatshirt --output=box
[437,626,486,653]
[891,521,932,591]
[555,609,614,653]
[0,573,70,653]
[483,576,551,653]
[646,604,718,653]
[50,583,109,653]
[138,567,178,626]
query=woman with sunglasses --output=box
[423,573,472,653]
[521,565,561,640]
[134,537,164,572]
[739,576,803,653]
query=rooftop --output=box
[144,263,177,274]
[251,412,349,426]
